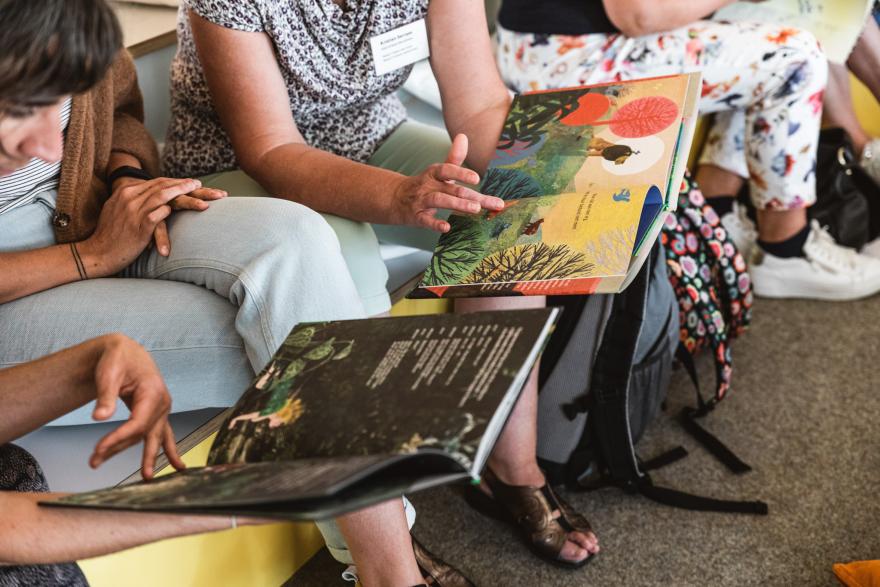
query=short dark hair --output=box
[0,0,121,109]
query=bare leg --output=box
[824,62,871,155]
[848,16,880,103]
[694,163,746,199]
[695,164,807,242]
[456,296,599,560]
[336,501,423,587]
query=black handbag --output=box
[738,127,880,250]
[810,127,880,250]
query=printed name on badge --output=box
[370,18,430,76]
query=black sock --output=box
[758,224,811,259]
[706,195,735,217]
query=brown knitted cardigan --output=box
[52,50,160,244]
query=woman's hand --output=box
[390,134,504,232]
[79,177,226,276]
[88,334,186,480]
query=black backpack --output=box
[537,240,768,514]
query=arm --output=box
[0,334,183,474]
[602,0,736,37]
[0,492,238,565]
[848,15,880,103]
[427,0,512,175]
[188,12,503,233]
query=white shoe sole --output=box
[751,265,880,301]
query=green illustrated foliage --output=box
[461,243,595,285]
[498,89,592,150]
[422,217,487,285]
[209,324,357,465]
[481,167,544,201]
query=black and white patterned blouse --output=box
[163,0,430,178]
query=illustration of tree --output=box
[604,96,679,138]
[581,225,638,275]
[461,243,595,284]
[498,89,591,150]
[210,325,355,464]
[421,217,487,285]
[481,167,544,201]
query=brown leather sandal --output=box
[465,470,597,569]
[412,536,476,587]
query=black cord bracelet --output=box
[107,165,153,186]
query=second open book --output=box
[44,309,557,520]
[410,72,701,299]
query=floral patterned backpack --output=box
[661,172,754,472]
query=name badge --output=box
[370,18,430,75]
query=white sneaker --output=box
[860,138,880,185]
[862,236,880,259]
[750,220,880,301]
[719,202,758,258]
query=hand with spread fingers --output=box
[390,134,505,232]
[77,177,226,276]
[88,335,186,480]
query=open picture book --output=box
[42,309,559,521]
[714,0,874,64]
[408,72,701,299]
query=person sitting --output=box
[163,0,600,572]
[494,0,880,301]
[0,1,464,584]
[821,6,880,185]
[0,334,267,585]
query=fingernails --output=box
[160,246,169,256]
[469,203,480,213]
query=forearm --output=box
[444,96,511,176]
[0,336,112,443]
[848,16,880,100]
[0,244,89,304]
[0,492,230,565]
[604,0,735,37]
[245,143,405,223]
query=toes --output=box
[559,541,590,564]
[569,530,600,554]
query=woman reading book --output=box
[493,0,880,302]
[163,0,600,574]
[0,1,469,584]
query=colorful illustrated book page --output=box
[44,310,558,521]
[409,73,701,299]
[714,0,874,63]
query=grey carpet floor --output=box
[291,297,880,586]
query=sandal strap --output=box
[412,537,475,587]
[483,475,570,561]
[542,484,593,535]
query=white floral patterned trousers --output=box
[495,20,828,210]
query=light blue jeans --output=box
[0,189,375,563]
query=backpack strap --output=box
[675,344,753,474]
[591,244,768,514]
[590,241,653,486]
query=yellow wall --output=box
[851,75,880,137]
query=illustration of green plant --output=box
[210,324,355,464]
[461,243,595,285]
[498,89,592,150]
[421,217,488,285]
[481,167,544,201]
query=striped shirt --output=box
[0,98,73,215]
